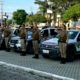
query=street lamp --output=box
[3,12,8,27]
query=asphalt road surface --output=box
[0,65,52,80]
[0,50,79,80]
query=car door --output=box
[75,33,80,53]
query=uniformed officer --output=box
[32,24,40,59]
[19,24,26,56]
[58,24,67,64]
[3,26,11,51]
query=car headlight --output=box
[16,40,21,47]
[16,44,21,47]
[18,40,21,43]
[53,45,59,49]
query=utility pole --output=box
[0,0,3,27]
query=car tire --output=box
[66,44,76,62]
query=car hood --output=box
[11,36,20,40]
[42,38,59,45]
[68,39,76,44]
[42,38,76,45]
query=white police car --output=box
[9,36,21,51]
[40,30,80,60]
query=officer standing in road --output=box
[19,24,26,56]
[3,25,11,51]
[32,23,40,59]
[58,24,67,64]
[0,26,3,49]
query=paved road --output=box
[0,50,80,80]
[0,64,52,80]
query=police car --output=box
[40,30,80,61]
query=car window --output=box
[10,29,17,37]
[50,29,57,36]
[14,29,19,36]
[42,29,48,37]
[77,33,80,41]
[68,31,78,39]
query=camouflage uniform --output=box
[58,25,67,64]
[4,27,11,51]
[19,25,26,55]
[32,27,40,59]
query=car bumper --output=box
[40,48,60,58]
[10,44,21,51]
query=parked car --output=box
[9,27,33,53]
[40,30,80,61]
[9,35,21,52]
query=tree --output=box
[27,15,34,25]
[34,0,80,25]
[49,0,80,13]
[27,13,46,24]
[35,0,80,14]
[34,14,46,23]
[13,9,27,25]
[62,4,80,21]
[35,0,47,15]
[6,19,12,25]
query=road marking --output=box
[0,61,75,80]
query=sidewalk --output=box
[0,51,80,80]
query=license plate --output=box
[10,44,14,47]
[43,50,49,54]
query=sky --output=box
[2,0,39,18]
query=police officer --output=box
[3,25,11,51]
[32,24,40,59]
[19,24,26,56]
[58,24,67,64]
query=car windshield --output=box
[42,29,49,37]
[68,31,78,39]
[55,31,78,39]
[50,29,57,36]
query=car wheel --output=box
[66,44,76,62]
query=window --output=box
[43,29,48,37]
[50,29,57,36]
[68,31,78,39]
[77,33,80,41]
